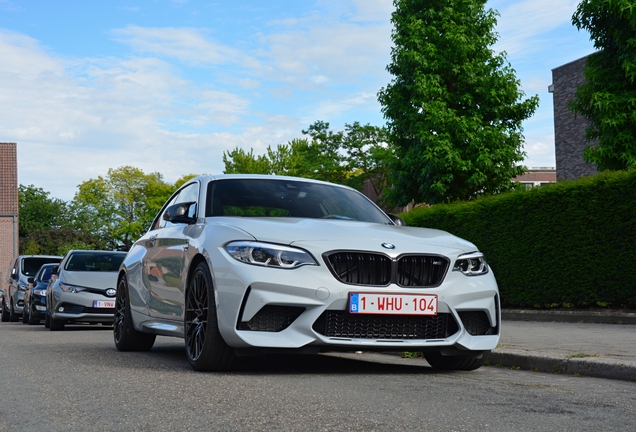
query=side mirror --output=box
[27,277,34,284]
[10,272,17,280]
[163,202,197,225]
[387,213,406,226]
[52,266,59,275]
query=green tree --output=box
[570,0,636,171]
[222,122,395,206]
[18,184,68,238]
[72,166,174,250]
[377,0,539,205]
[223,148,271,174]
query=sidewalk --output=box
[485,310,636,382]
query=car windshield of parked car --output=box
[37,266,54,283]
[22,257,62,276]
[64,253,125,272]
[206,179,392,224]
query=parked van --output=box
[2,255,62,322]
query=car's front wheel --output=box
[22,306,29,324]
[28,305,40,325]
[49,315,65,331]
[44,310,50,328]
[9,301,19,322]
[114,274,156,351]
[184,261,236,372]
[1,300,9,322]
[424,351,487,371]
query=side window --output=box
[152,182,200,230]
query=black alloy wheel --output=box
[184,261,235,371]
[113,275,155,351]
[9,302,19,322]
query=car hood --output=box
[60,271,118,289]
[211,217,478,254]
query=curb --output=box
[502,309,636,324]
[484,348,636,382]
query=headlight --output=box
[225,241,317,269]
[59,283,86,293]
[33,289,47,296]
[453,252,489,276]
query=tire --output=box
[424,351,486,371]
[22,307,29,324]
[184,261,236,372]
[1,300,9,322]
[28,306,40,325]
[9,301,19,322]
[45,311,50,328]
[49,316,65,331]
[114,274,156,351]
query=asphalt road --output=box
[1,322,635,431]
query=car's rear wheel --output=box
[1,300,9,322]
[9,302,19,322]
[28,305,40,325]
[184,261,236,372]
[424,351,486,371]
[114,274,156,351]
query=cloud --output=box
[111,25,246,66]
[491,0,581,55]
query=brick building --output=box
[550,55,598,181]
[515,167,557,189]
[0,143,19,284]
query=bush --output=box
[401,170,636,308]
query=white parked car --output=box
[47,250,127,331]
[114,175,500,371]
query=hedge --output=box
[401,170,636,309]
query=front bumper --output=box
[30,295,47,318]
[50,290,115,324]
[212,254,501,354]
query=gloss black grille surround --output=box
[323,251,449,287]
[312,311,459,340]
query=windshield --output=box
[37,266,55,283]
[22,257,62,277]
[64,252,126,272]
[206,179,392,224]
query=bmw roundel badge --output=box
[381,243,395,249]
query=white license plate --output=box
[93,300,115,308]
[349,293,438,316]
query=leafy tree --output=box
[570,0,636,171]
[72,166,174,250]
[377,0,539,205]
[223,148,271,175]
[18,184,68,238]
[223,122,395,206]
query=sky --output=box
[0,0,595,201]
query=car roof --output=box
[192,174,355,190]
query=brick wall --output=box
[551,55,598,181]
[0,143,18,283]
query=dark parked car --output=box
[22,263,57,325]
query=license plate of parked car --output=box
[94,300,115,308]
[349,293,438,315]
